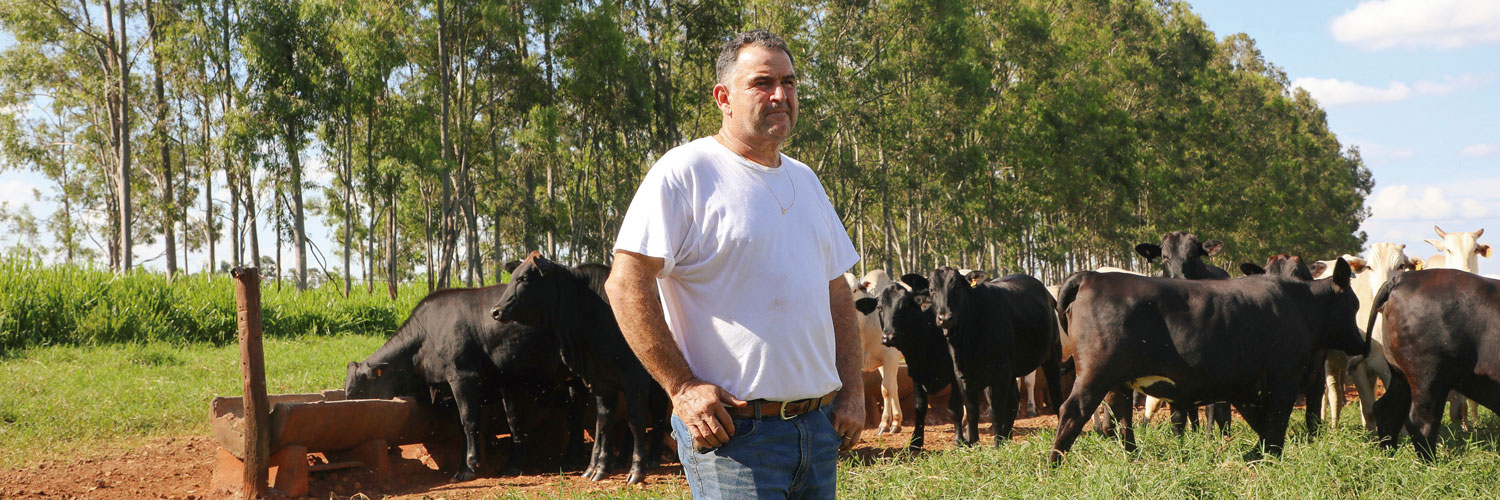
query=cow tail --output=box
[1350,276,1398,369]
[1055,271,1091,335]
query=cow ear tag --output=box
[374,367,383,378]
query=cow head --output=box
[868,280,938,351]
[928,267,972,331]
[1265,254,1313,280]
[1318,258,1367,356]
[1425,226,1489,273]
[491,251,561,327]
[1136,231,1223,280]
[345,361,402,400]
[1366,242,1413,290]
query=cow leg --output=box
[1447,392,1468,432]
[584,392,616,481]
[989,379,1019,445]
[448,377,484,482]
[1324,351,1348,430]
[909,385,930,452]
[1234,402,1273,461]
[1041,353,1063,416]
[956,381,982,447]
[1143,395,1165,424]
[623,384,651,485]
[497,387,526,476]
[947,384,967,446]
[1302,351,1327,439]
[1410,388,1449,461]
[564,383,592,469]
[1372,368,1413,449]
[1104,387,1137,453]
[1350,360,1379,432]
[1015,376,1032,420]
[1049,378,1112,465]
[877,347,903,434]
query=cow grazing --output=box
[1134,231,1232,434]
[854,273,964,452]
[1422,226,1491,429]
[1365,270,1500,460]
[846,269,904,434]
[929,267,1063,446]
[1048,259,1365,465]
[345,283,577,481]
[491,253,667,485]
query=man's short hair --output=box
[716,30,794,85]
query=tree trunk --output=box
[246,173,261,270]
[387,184,398,300]
[148,0,177,276]
[117,0,133,272]
[342,109,353,297]
[287,126,308,290]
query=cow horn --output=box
[1476,228,1484,239]
[1434,225,1448,238]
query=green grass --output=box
[0,258,427,356]
[7,334,1500,498]
[0,334,387,468]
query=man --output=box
[604,29,864,499]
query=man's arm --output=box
[828,276,865,451]
[605,250,746,449]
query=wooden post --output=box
[233,267,268,499]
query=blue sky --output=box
[1190,0,1500,275]
[2,0,1498,276]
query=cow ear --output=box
[1424,238,1446,251]
[1135,243,1162,261]
[1201,240,1224,257]
[504,260,522,274]
[1240,263,1266,276]
[1479,244,1492,258]
[900,273,930,292]
[854,297,878,315]
[1333,258,1353,288]
[1346,258,1368,273]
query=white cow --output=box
[1330,244,1416,431]
[1423,226,1491,429]
[845,269,903,434]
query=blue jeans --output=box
[672,405,841,499]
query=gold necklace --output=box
[751,166,796,214]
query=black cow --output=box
[490,253,667,485]
[854,273,964,452]
[345,282,577,481]
[1241,253,1333,438]
[1364,269,1500,460]
[1048,258,1365,464]
[1134,231,1233,434]
[928,267,1062,447]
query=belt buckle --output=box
[779,400,795,420]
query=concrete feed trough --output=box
[209,390,416,497]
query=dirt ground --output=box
[0,413,1065,500]
[0,388,1367,500]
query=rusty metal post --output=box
[233,267,268,499]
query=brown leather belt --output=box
[725,392,836,420]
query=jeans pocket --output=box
[733,417,758,439]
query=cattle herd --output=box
[342,226,1497,483]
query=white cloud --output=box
[0,179,42,204]
[1461,143,1499,157]
[1369,184,1497,220]
[1332,0,1500,50]
[1292,74,1494,107]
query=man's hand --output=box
[671,378,747,450]
[831,391,864,451]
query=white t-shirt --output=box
[614,137,860,401]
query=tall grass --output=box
[0,258,429,356]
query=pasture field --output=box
[5,334,1500,498]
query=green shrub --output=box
[0,258,428,356]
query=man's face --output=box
[716,45,798,145]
